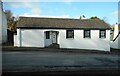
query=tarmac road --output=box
[2,49,120,73]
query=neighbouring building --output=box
[0,1,7,44]
[110,24,120,49]
[14,17,111,51]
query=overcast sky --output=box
[2,0,119,25]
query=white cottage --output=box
[14,17,111,51]
[0,1,7,44]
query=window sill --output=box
[46,38,50,39]
[100,38,106,39]
[84,37,91,39]
[66,38,74,39]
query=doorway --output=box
[52,31,58,44]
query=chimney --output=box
[113,23,119,40]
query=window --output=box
[84,30,90,38]
[66,30,74,38]
[46,31,50,39]
[99,30,106,38]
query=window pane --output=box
[46,31,50,39]
[100,30,106,38]
[66,30,74,38]
[84,30,90,38]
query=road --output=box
[2,50,120,73]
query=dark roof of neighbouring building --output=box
[118,24,120,31]
[17,17,111,29]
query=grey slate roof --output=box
[17,17,111,29]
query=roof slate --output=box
[17,17,111,29]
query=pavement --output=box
[2,46,120,54]
[1,46,120,75]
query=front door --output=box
[52,32,57,43]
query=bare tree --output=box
[102,17,108,23]
[5,10,16,32]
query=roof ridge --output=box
[19,16,102,21]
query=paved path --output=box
[2,50,120,72]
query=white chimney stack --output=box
[113,23,119,40]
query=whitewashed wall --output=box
[0,2,2,44]
[14,35,18,46]
[21,29,44,47]
[0,1,7,44]
[118,35,120,49]
[110,24,120,49]
[14,29,21,47]
[14,29,110,51]
[14,29,44,47]
[2,11,7,43]
[44,31,52,47]
[59,30,110,51]
[110,40,118,49]
[110,34,120,49]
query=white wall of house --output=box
[14,29,44,47]
[14,29,110,51]
[110,34,120,49]
[2,11,7,43]
[14,34,18,46]
[0,1,2,44]
[44,31,52,47]
[14,29,61,47]
[110,24,120,49]
[110,37,118,49]
[0,1,7,44]
[118,35,120,49]
[113,24,118,39]
[59,30,110,51]
[14,29,20,47]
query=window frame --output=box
[84,30,91,38]
[66,30,74,38]
[99,30,106,38]
[46,31,50,39]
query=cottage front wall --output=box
[14,29,110,51]
[15,29,21,47]
[44,31,52,47]
[21,29,44,47]
[15,29,44,47]
[14,29,61,47]
[59,30,110,51]
[106,30,110,41]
